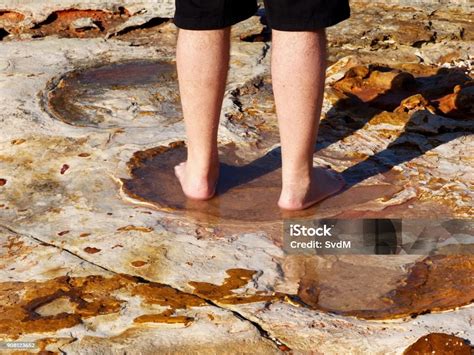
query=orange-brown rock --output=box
[404,333,472,355]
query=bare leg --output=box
[272,29,346,210]
[174,28,230,200]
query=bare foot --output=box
[278,167,346,211]
[174,161,219,200]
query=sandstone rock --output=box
[403,333,472,355]
[0,3,472,354]
[0,227,282,354]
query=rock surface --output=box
[403,333,472,354]
[0,227,281,354]
[0,1,473,354]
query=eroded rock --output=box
[404,333,472,355]
[0,2,473,353]
[47,60,181,128]
[0,228,282,353]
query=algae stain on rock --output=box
[30,9,130,39]
[189,268,286,305]
[134,310,194,326]
[0,274,207,339]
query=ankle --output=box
[282,167,312,188]
[187,161,217,174]
[186,157,219,176]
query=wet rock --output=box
[0,3,473,353]
[297,255,474,319]
[119,59,472,221]
[120,140,430,222]
[0,227,282,353]
[404,333,472,355]
[0,133,286,295]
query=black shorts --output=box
[174,0,351,31]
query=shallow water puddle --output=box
[46,60,472,221]
[47,60,181,128]
[296,254,474,320]
[120,141,411,223]
[185,255,474,320]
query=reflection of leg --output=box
[271,29,345,210]
[174,28,230,200]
